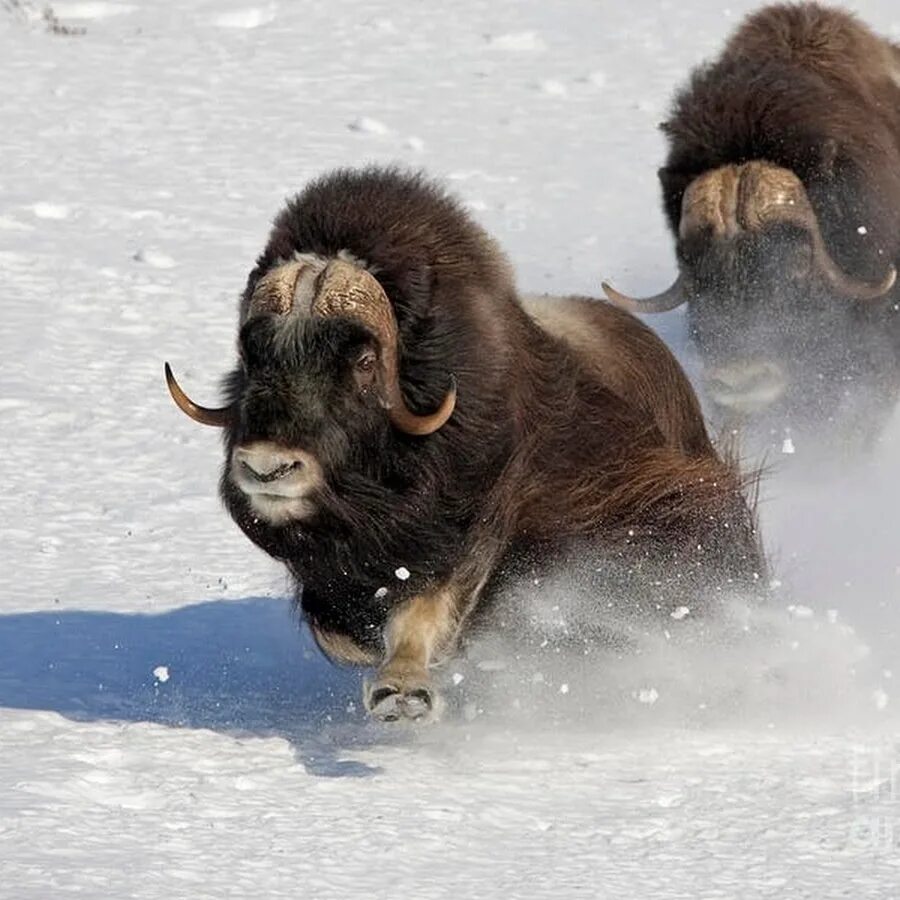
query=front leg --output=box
[364,582,468,723]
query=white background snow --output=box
[2,0,900,896]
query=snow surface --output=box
[2,0,900,897]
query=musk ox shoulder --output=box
[167,167,764,722]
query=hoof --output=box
[364,679,441,723]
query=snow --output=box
[788,604,815,620]
[152,665,170,683]
[212,5,275,29]
[348,115,392,136]
[536,78,569,97]
[485,31,547,52]
[133,247,176,268]
[51,2,137,20]
[2,0,900,896]
[30,201,70,219]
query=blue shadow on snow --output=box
[0,598,391,777]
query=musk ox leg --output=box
[364,586,464,723]
[309,623,380,667]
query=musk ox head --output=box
[603,161,896,424]
[166,254,456,527]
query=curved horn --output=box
[312,260,456,436]
[810,225,896,299]
[387,374,458,436]
[740,162,897,300]
[602,274,686,314]
[164,363,233,427]
[601,167,735,315]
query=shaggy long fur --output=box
[655,3,900,445]
[218,168,764,664]
[523,295,714,457]
[661,3,900,279]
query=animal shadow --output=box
[0,597,394,777]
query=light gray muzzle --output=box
[703,359,787,415]
[231,442,323,523]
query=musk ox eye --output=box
[354,350,377,391]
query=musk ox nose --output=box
[239,455,303,484]
[230,442,324,525]
[233,444,311,483]
[704,359,787,415]
[232,442,322,493]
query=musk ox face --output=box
[604,162,897,435]
[683,232,897,433]
[223,313,389,526]
[680,225,833,418]
[166,254,457,532]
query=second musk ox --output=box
[166,167,764,722]
[604,3,900,450]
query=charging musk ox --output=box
[604,3,900,448]
[166,168,764,722]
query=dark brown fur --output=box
[524,294,714,457]
[662,3,900,271]
[214,168,764,719]
[657,3,900,445]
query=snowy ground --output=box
[2,0,900,897]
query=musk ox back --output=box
[166,167,764,723]
[604,3,900,452]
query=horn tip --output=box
[164,361,181,399]
[600,280,629,308]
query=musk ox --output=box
[166,167,764,722]
[603,3,900,450]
